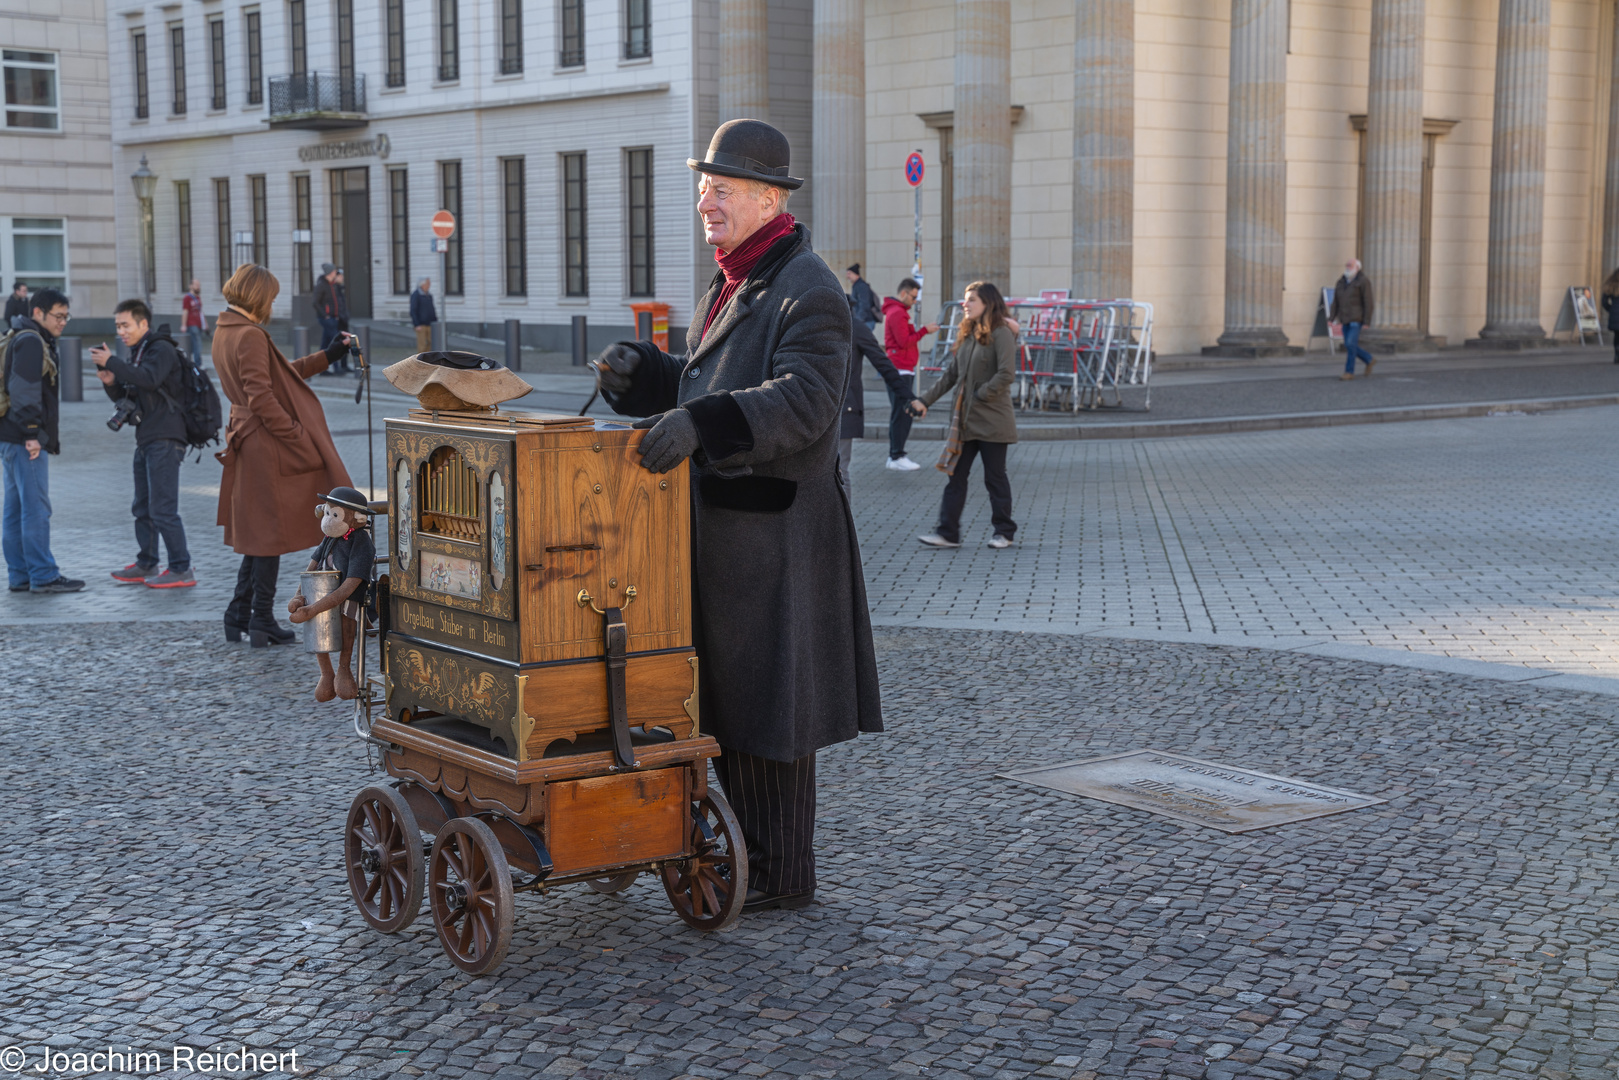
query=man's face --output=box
[114,311,148,346]
[845,270,857,284]
[12,285,25,298]
[899,288,918,307]
[32,304,68,333]
[1345,262,1357,276]
[696,174,776,252]
[421,279,431,292]
[190,279,201,293]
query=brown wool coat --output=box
[212,308,352,556]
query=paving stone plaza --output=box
[3,397,1618,1079]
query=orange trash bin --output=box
[628,302,671,352]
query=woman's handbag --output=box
[936,383,966,476]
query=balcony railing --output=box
[267,72,367,129]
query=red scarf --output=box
[701,213,796,338]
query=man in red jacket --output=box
[881,279,937,471]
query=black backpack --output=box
[175,356,223,453]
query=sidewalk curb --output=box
[867,392,1619,441]
[869,616,1619,697]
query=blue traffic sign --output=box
[905,152,925,187]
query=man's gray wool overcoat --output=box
[604,221,884,762]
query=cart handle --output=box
[578,585,636,615]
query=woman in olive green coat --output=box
[915,281,1019,549]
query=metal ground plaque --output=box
[1001,750,1385,833]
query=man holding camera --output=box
[90,299,194,589]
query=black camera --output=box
[107,396,142,432]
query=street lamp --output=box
[130,154,157,310]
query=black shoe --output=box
[224,616,248,643]
[8,582,27,592]
[250,621,296,647]
[743,888,815,913]
[31,576,85,594]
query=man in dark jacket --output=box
[594,120,883,914]
[312,264,340,352]
[3,282,28,323]
[332,270,353,373]
[1329,258,1376,380]
[845,264,879,329]
[90,299,194,589]
[0,287,82,593]
[410,277,437,353]
[839,319,921,502]
[881,280,938,470]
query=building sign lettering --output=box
[298,133,391,163]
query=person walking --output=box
[90,299,195,589]
[410,278,437,353]
[593,119,882,913]
[181,279,207,367]
[312,264,340,352]
[212,264,354,647]
[915,281,1018,550]
[332,269,353,374]
[0,288,83,593]
[880,279,938,471]
[845,264,879,329]
[838,319,922,502]
[3,281,29,323]
[1330,258,1376,380]
[1601,269,1619,364]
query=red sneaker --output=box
[111,563,156,584]
[146,569,197,588]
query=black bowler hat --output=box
[319,486,372,514]
[687,119,804,190]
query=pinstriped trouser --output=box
[711,749,817,896]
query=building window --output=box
[249,174,268,267]
[500,0,523,74]
[563,152,587,297]
[624,0,650,60]
[244,10,263,105]
[336,0,355,86]
[132,33,149,119]
[169,25,186,115]
[502,157,526,296]
[293,173,313,293]
[209,17,227,111]
[177,181,193,291]
[288,0,307,76]
[385,0,405,88]
[389,167,409,294]
[214,178,231,287]
[439,160,463,295]
[626,148,653,296]
[559,0,584,67]
[2,218,69,294]
[438,0,459,82]
[3,50,60,131]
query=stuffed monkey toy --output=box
[288,487,376,702]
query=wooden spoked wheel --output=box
[661,792,748,931]
[428,817,515,975]
[345,785,426,933]
[587,872,638,895]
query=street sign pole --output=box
[905,150,926,331]
[431,210,456,353]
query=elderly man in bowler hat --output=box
[593,119,883,913]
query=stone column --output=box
[1207,0,1295,356]
[1601,0,1619,275]
[953,0,1012,297]
[1475,0,1549,345]
[1071,0,1133,300]
[1360,0,1425,350]
[813,0,865,280]
[720,0,769,122]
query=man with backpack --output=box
[0,287,83,593]
[89,299,196,589]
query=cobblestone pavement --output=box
[3,622,1618,1079]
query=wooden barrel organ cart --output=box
[343,409,746,974]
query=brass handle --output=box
[577,585,637,615]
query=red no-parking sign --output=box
[905,152,925,187]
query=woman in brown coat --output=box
[213,264,354,646]
[915,280,1019,550]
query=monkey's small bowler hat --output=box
[319,486,372,515]
[687,119,804,190]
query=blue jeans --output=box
[1343,322,1374,373]
[132,438,190,572]
[0,441,58,587]
[318,317,341,351]
[185,325,203,367]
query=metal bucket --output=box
[300,570,344,652]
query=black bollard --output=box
[433,320,447,353]
[505,319,521,371]
[57,336,83,403]
[294,324,310,359]
[571,315,587,367]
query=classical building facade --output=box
[101,0,1619,356]
[1,0,116,319]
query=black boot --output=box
[248,555,295,647]
[224,556,254,642]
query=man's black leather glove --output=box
[324,333,350,365]
[594,343,640,395]
[632,410,700,473]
